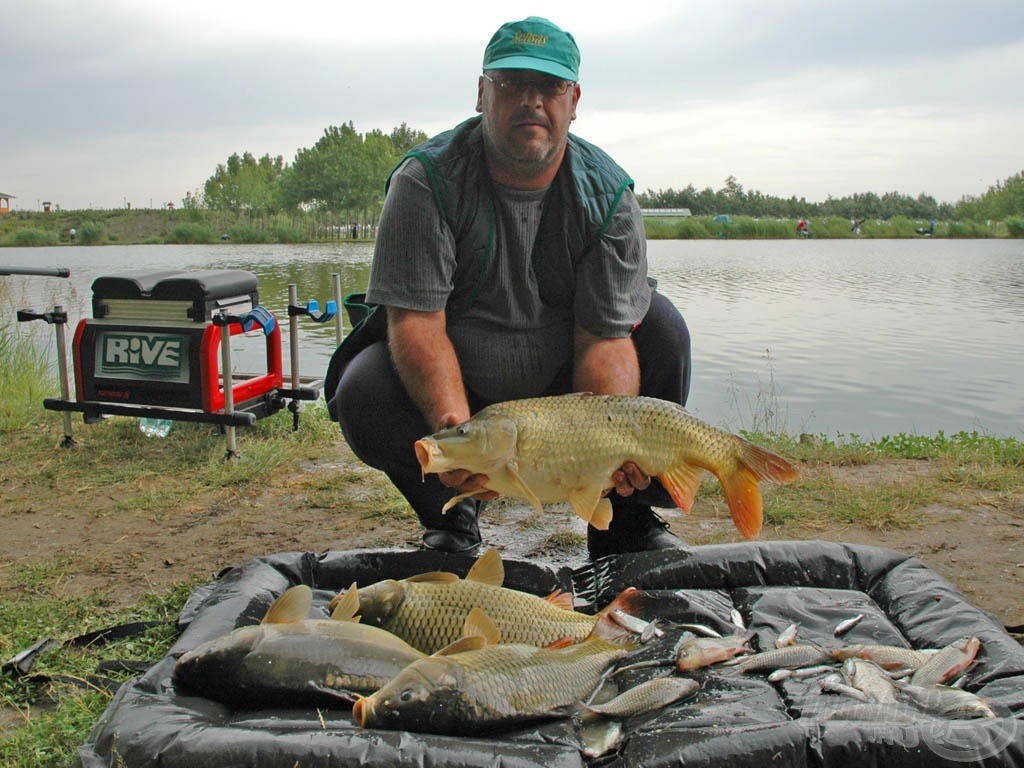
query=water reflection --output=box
[2,239,1021,438]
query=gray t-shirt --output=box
[366,158,652,401]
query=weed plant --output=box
[76,221,107,246]
[165,222,217,244]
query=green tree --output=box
[279,122,428,216]
[203,152,286,213]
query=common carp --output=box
[352,608,651,734]
[414,394,797,540]
[173,584,425,706]
[333,548,649,654]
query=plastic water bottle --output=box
[139,417,173,438]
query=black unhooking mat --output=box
[77,542,1024,767]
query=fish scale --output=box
[351,552,605,654]
[356,637,633,732]
[415,394,798,540]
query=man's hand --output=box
[438,468,499,502]
[606,461,651,498]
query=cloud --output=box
[2,0,1022,209]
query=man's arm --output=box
[387,306,469,431]
[573,323,651,496]
[572,323,640,395]
[387,306,495,498]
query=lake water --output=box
[2,239,1021,439]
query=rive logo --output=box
[98,332,188,382]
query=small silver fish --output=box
[735,643,832,674]
[819,673,871,703]
[910,636,981,687]
[833,614,865,637]
[833,644,936,671]
[775,622,800,648]
[675,633,754,672]
[898,683,997,719]
[842,658,899,704]
[581,677,699,718]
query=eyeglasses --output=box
[482,72,575,98]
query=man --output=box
[328,16,692,559]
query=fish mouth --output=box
[414,439,439,472]
[352,696,368,727]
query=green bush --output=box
[946,220,993,239]
[274,225,305,243]
[77,220,107,245]
[673,217,710,239]
[12,228,59,247]
[1004,217,1024,237]
[228,225,270,244]
[165,223,216,244]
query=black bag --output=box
[324,293,387,421]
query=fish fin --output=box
[407,572,461,583]
[442,491,479,513]
[545,589,575,611]
[656,462,704,513]
[567,489,613,530]
[329,583,361,622]
[497,462,546,515]
[545,636,576,650]
[716,464,764,540]
[596,587,654,620]
[740,441,799,484]
[261,584,312,625]
[465,548,504,586]
[462,607,502,645]
[436,636,488,656]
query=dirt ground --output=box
[2,445,1022,633]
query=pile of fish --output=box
[173,549,695,750]
[673,614,996,723]
[173,547,1000,751]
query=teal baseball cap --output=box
[482,17,580,81]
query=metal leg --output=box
[52,306,76,448]
[218,315,240,460]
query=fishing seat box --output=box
[73,269,283,412]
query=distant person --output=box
[69,227,77,243]
[797,218,809,237]
[327,16,692,559]
[850,218,863,236]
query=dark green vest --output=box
[391,115,635,318]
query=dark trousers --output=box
[334,291,691,529]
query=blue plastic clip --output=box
[239,306,277,336]
[304,299,337,324]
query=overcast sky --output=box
[3,0,1022,211]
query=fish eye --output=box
[457,425,469,435]
[400,688,416,703]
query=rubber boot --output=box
[421,499,484,554]
[587,504,686,560]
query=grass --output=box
[1,326,1022,764]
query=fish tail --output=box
[717,464,763,540]
[740,441,799,484]
[588,610,644,647]
[717,441,797,540]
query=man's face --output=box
[476,69,581,188]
